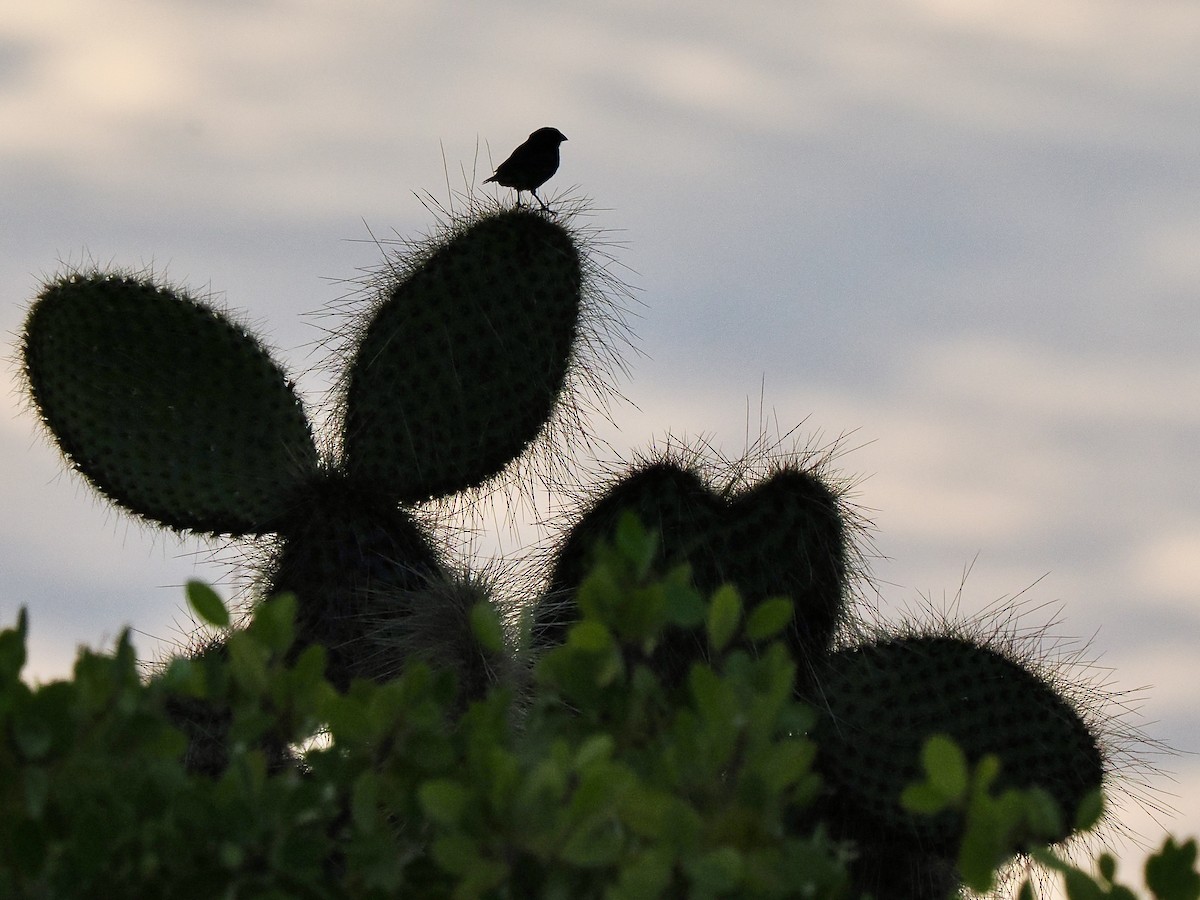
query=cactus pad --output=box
[536,460,848,675]
[341,210,582,502]
[718,468,847,662]
[811,635,1104,851]
[541,461,722,613]
[22,273,318,535]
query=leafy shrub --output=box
[1,520,1195,898]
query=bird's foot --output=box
[531,192,555,215]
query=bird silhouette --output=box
[484,127,567,211]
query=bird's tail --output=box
[482,175,497,184]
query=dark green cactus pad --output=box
[539,461,722,623]
[22,273,318,535]
[535,461,722,682]
[717,468,847,664]
[534,460,848,680]
[809,635,1104,853]
[341,209,582,503]
[265,471,447,691]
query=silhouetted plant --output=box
[16,193,1156,897]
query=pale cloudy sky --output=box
[2,0,1198,887]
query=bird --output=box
[484,127,567,211]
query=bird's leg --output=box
[531,189,551,213]
[515,190,525,208]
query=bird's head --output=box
[531,127,567,145]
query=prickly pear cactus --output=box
[802,633,1105,896]
[810,634,1103,850]
[21,207,587,693]
[20,194,1120,898]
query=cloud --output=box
[1129,531,1200,601]
[1,4,1195,876]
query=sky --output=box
[2,0,1198,889]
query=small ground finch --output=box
[484,127,567,211]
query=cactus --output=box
[802,633,1106,896]
[20,207,590,694]
[19,192,1132,897]
[810,634,1103,848]
[532,457,849,688]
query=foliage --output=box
[904,734,1198,900]
[1,520,845,898]
[0,522,1193,898]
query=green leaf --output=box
[706,585,742,653]
[663,576,706,628]
[685,846,744,893]
[469,602,505,654]
[248,592,295,654]
[757,739,817,794]
[560,816,624,867]
[23,767,49,819]
[623,790,701,852]
[900,782,949,814]
[922,734,969,802]
[957,803,1005,893]
[744,597,794,642]
[13,715,55,762]
[1063,867,1108,900]
[351,771,380,831]
[1022,787,1064,839]
[227,632,268,695]
[620,583,667,641]
[186,581,230,629]
[614,512,658,578]
[1145,837,1200,900]
[461,859,510,898]
[0,609,29,684]
[972,753,1002,796]
[689,665,733,722]
[1074,788,1105,833]
[431,832,477,876]
[320,692,372,745]
[568,620,615,654]
[611,848,673,899]
[1099,852,1117,884]
[419,779,471,827]
[573,734,615,770]
[14,683,74,762]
